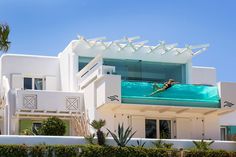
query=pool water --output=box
[121,81,220,108]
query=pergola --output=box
[74,35,209,56]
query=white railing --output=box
[16,90,84,113]
[77,55,116,90]
[77,55,103,85]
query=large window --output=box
[145,119,173,139]
[24,77,43,90]
[32,122,42,133]
[78,57,186,83]
[24,78,32,90]
[145,119,157,138]
[34,78,43,90]
[159,120,172,139]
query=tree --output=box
[0,24,10,52]
[40,117,66,136]
[90,119,106,145]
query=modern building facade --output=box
[0,36,236,140]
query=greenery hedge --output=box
[0,144,235,157]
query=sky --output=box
[0,0,236,82]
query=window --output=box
[220,127,227,141]
[159,120,172,139]
[145,119,173,139]
[145,119,157,138]
[24,77,43,90]
[34,78,43,90]
[78,56,187,83]
[24,78,32,89]
[32,122,42,133]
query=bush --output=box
[0,144,235,157]
[0,144,28,157]
[184,149,234,157]
[40,117,66,136]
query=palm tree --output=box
[90,119,106,145]
[0,24,11,52]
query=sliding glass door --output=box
[159,120,172,139]
[145,119,174,139]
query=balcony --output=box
[121,81,220,108]
[16,90,84,115]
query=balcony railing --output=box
[16,90,84,113]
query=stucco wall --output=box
[0,54,61,90]
[16,90,84,112]
[191,66,216,85]
[0,136,235,150]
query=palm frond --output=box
[0,24,11,52]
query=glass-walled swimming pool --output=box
[121,81,220,108]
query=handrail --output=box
[77,54,103,80]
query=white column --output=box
[3,107,8,135]
[186,61,192,84]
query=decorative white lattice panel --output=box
[66,97,80,110]
[23,94,37,109]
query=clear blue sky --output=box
[1,0,236,82]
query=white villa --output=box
[0,36,236,140]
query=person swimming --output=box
[149,79,178,96]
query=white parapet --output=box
[15,90,84,114]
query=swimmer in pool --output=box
[149,79,178,96]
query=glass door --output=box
[159,120,172,139]
[220,127,227,141]
[145,119,157,138]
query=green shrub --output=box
[192,139,214,150]
[40,117,66,136]
[185,149,232,157]
[152,140,174,149]
[0,144,28,157]
[0,144,234,157]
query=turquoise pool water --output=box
[121,81,220,108]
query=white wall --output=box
[218,82,236,109]
[204,114,220,140]
[0,54,61,90]
[16,90,84,112]
[59,41,79,92]
[131,115,145,138]
[0,136,235,150]
[219,82,236,126]
[95,75,121,108]
[176,118,191,139]
[191,66,216,85]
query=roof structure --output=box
[69,35,209,64]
